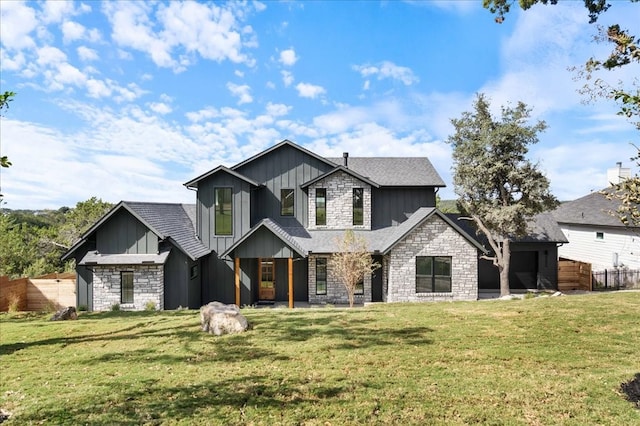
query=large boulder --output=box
[200,302,249,336]
[50,306,78,321]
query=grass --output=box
[1,292,639,425]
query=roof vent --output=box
[343,152,348,168]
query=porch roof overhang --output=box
[78,249,171,266]
[220,219,308,259]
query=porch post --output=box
[288,257,294,309]
[235,257,240,307]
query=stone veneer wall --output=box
[308,254,372,304]
[387,215,478,302]
[308,171,371,230]
[92,265,164,311]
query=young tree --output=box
[484,0,640,228]
[447,94,558,296]
[1,91,16,168]
[328,229,380,307]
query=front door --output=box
[259,258,275,300]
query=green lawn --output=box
[1,292,639,425]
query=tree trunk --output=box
[499,239,511,297]
[348,289,354,308]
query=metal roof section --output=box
[78,249,172,266]
[552,187,636,229]
[183,165,262,189]
[326,157,446,187]
[232,139,338,172]
[300,165,381,189]
[220,218,309,258]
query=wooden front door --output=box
[259,258,275,300]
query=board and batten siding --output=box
[372,187,436,228]
[234,143,335,228]
[96,209,158,254]
[558,224,640,271]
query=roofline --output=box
[184,165,262,189]
[231,139,338,171]
[220,219,308,258]
[300,165,380,189]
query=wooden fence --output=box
[0,273,76,312]
[558,259,592,292]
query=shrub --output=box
[77,304,88,312]
[43,300,58,313]
[7,292,21,313]
[110,303,120,312]
[144,301,156,311]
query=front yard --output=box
[1,292,639,424]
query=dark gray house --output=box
[63,140,564,310]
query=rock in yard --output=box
[50,306,78,321]
[200,301,249,336]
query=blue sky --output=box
[1,0,638,210]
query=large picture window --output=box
[353,188,363,226]
[215,188,232,235]
[281,189,294,216]
[416,256,452,293]
[121,271,134,304]
[316,188,326,226]
[316,258,327,295]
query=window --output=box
[281,189,294,216]
[190,264,199,279]
[353,188,363,226]
[316,258,327,295]
[215,188,232,235]
[416,256,452,293]
[355,278,364,295]
[316,188,326,226]
[596,231,604,240]
[121,271,134,304]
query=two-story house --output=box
[63,140,561,310]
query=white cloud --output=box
[353,61,419,85]
[279,48,297,66]
[0,1,38,50]
[77,46,99,61]
[41,0,76,24]
[281,70,294,87]
[265,102,291,117]
[86,79,111,98]
[149,102,173,115]
[227,82,253,104]
[62,21,86,43]
[296,82,326,99]
[0,49,25,71]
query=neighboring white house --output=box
[552,163,639,271]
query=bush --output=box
[144,301,156,311]
[7,292,21,313]
[110,303,120,312]
[77,304,88,312]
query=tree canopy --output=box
[1,91,16,168]
[447,94,558,296]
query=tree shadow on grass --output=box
[15,374,347,425]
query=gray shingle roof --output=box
[552,188,633,228]
[327,157,446,187]
[220,218,309,258]
[125,202,210,260]
[78,250,171,266]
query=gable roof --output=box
[232,139,337,171]
[220,218,308,258]
[62,202,210,262]
[327,157,446,187]
[300,165,380,189]
[552,188,635,228]
[183,165,261,189]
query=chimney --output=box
[343,152,348,168]
[607,162,631,185]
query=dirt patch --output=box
[621,373,640,409]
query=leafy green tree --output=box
[329,230,380,307]
[1,91,16,168]
[447,94,558,296]
[56,197,113,248]
[484,0,640,227]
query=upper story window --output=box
[353,188,363,226]
[215,187,232,235]
[281,189,295,216]
[416,256,452,293]
[316,188,326,226]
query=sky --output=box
[1,0,638,211]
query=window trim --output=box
[281,188,295,216]
[214,187,233,236]
[315,188,326,226]
[121,271,134,304]
[353,187,363,226]
[354,278,364,295]
[316,258,327,295]
[416,256,452,293]
[595,231,604,240]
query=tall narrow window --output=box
[316,258,327,295]
[215,188,232,235]
[281,189,294,216]
[353,188,363,226]
[316,188,326,226]
[121,271,134,304]
[416,256,452,293]
[355,278,364,295]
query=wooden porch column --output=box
[288,257,294,309]
[235,257,240,307]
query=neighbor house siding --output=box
[558,224,640,271]
[92,264,164,311]
[96,210,158,254]
[387,215,478,302]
